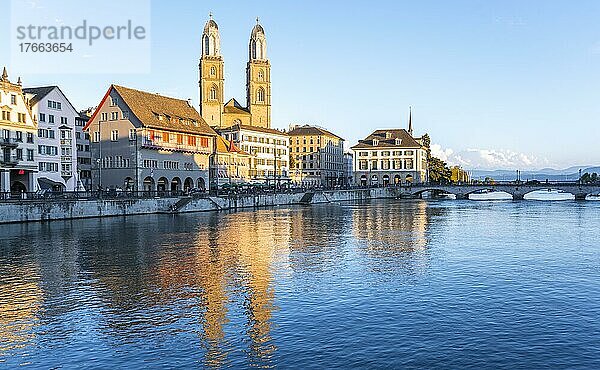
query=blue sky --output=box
[1,0,599,169]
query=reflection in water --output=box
[352,200,438,277]
[0,200,479,368]
[0,262,43,357]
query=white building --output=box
[351,129,428,186]
[24,86,81,191]
[0,68,38,194]
[217,124,289,184]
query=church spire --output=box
[408,106,413,137]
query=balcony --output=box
[0,138,19,148]
[0,155,19,167]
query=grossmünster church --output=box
[199,15,272,129]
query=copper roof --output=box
[112,85,216,136]
[351,129,423,149]
[288,125,344,141]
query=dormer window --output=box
[385,132,392,139]
[395,138,401,145]
[372,139,379,146]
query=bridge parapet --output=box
[393,183,600,200]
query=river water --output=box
[1,199,600,369]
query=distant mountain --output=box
[470,166,600,181]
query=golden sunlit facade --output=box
[199,16,271,129]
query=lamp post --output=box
[579,168,582,185]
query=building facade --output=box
[199,16,271,129]
[287,125,345,187]
[343,152,354,186]
[75,110,92,190]
[351,129,428,186]
[451,166,470,184]
[84,85,216,192]
[217,124,289,185]
[0,68,38,193]
[211,136,251,188]
[24,86,80,191]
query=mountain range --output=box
[470,166,600,181]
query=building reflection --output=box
[0,260,44,356]
[352,200,438,276]
[149,210,286,368]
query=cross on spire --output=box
[256,16,260,24]
[209,12,213,20]
[408,106,413,137]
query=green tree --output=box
[422,133,452,184]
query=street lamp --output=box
[579,168,582,185]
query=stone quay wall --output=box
[0,188,393,224]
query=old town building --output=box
[24,86,80,191]
[352,117,428,186]
[199,16,271,129]
[84,85,216,192]
[75,110,92,190]
[0,68,37,193]
[211,135,251,187]
[287,125,345,187]
[218,124,289,185]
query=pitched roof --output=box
[219,123,287,136]
[216,135,250,155]
[23,86,55,105]
[223,98,250,115]
[23,86,80,115]
[351,129,423,150]
[288,125,344,141]
[111,85,216,136]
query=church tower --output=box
[199,14,225,127]
[246,19,271,128]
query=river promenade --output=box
[0,188,389,224]
[1,182,599,224]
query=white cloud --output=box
[431,144,550,170]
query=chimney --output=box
[187,98,193,107]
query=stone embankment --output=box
[0,188,393,224]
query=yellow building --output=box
[211,135,252,186]
[451,166,470,184]
[287,125,345,187]
[0,68,38,193]
[199,16,271,129]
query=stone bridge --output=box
[391,183,600,200]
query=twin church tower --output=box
[199,15,271,129]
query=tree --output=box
[422,133,452,184]
[581,172,599,184]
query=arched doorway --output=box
[405,174,414,184]
[382,175,390,186]
[184,177,194,193]
[143,176,155,191]
[360,175,367,187]
[197,177,206,192]
[371,174,378,186]
[394,175,401,185]
[157,177,168,192]
[124,177,134,191]
[10,181,26,194]
[171,177,181,194]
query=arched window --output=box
[256,41,263,60]
[251,40,257,60]
[210,66,216,76]
[210,85,218,100]
[257,88,265,103]
[209,35,216,55]
[203,35,209,55]
[258,70,264,81]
